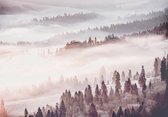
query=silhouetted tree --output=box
[101,81,108,103]
[88,103,98,117]
[117,106,124,117]
[60,100,66,117]
[139,66,146,87]
[95,84,100,102]
[112,111,117,117]
[36,107,43,117]
[24,108,28,117]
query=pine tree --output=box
[24,108,28,117]
[36,107,43,117]
[60,100,66,117]
[124,80,130,93]
[84,87,89,105]
[109,87,114,100]
[154,58,159,77]
[112,111,117,117]
[46,110,51,117]
[100,66,106,82]
[115,71,121,90]
[161,56,168,104]
[51,111,54,117]
[139,66,146,87]
[0,99,8,117]
[95,84,100,102]
[88,103,98,117]
[128,69,132,79]
[161,57,167,81]
[115,88,120,98]
[88,85,93,104]
[101,81,108,103]
[85,85,93,105]
[117,106,123,117]
[121,71,125,81]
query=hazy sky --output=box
[1,0,168,12]
[0,0,167,42]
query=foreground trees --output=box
[23,55,168,117]
[0,99,8,117]
[88,103,98,117]
[161,55,168,104]
[139,66,146,87]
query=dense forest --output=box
[63,22,168,50]
[32,13,98,25]
[18,55,168,117]
[46,13,168,45]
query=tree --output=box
[24,108,28,117]
[128,69,132,79]
[85,85,93,105]
[161,57,167,81]
[109,87,114,100]
[154,58,160,77]
[139,66,146,87]
[88,103,98,117]
[0,99,8,117]
[60,100,66,117]
[115,88,120,98]
[112,111,117,117]
[124,80,131,93]
[161,56,168,104]
[117,106,124,117]
[36,107,43,117]
[121,71,125,81]
[115,71,121,90]
[95,84,100,102]
[101,81,108,103]
[88,85,93,104]
[46,110,51,117]
[100,66,106,82]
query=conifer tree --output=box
[117,106,124,117]
[154,58,159,77]
[109,87,114,100]
[88,103,98,117]
[121,71,125,81]
[112,111,117,117]
[36,107,43,117]
[161,57,167,81]
[115,71,121,90]
[139,66,146,87]
[95,84,100,102]
[24,108,28,117]
[101,81,108,103]
[128,69,132,79]
[60,100,66,117]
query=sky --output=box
[0,0,167,43]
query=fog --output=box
[0,0,167,43]
[0,35,167,90]
[0,0,168,116]
[0,35,166,116]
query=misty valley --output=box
[0,0,168,117]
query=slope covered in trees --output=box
[21,55,168,117]
[45,14,168,46]
[32,13,98,25]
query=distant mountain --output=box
[43,14,168,45]
[0,0,42,14]
[32,13,99,25]
[122,9,167,21]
